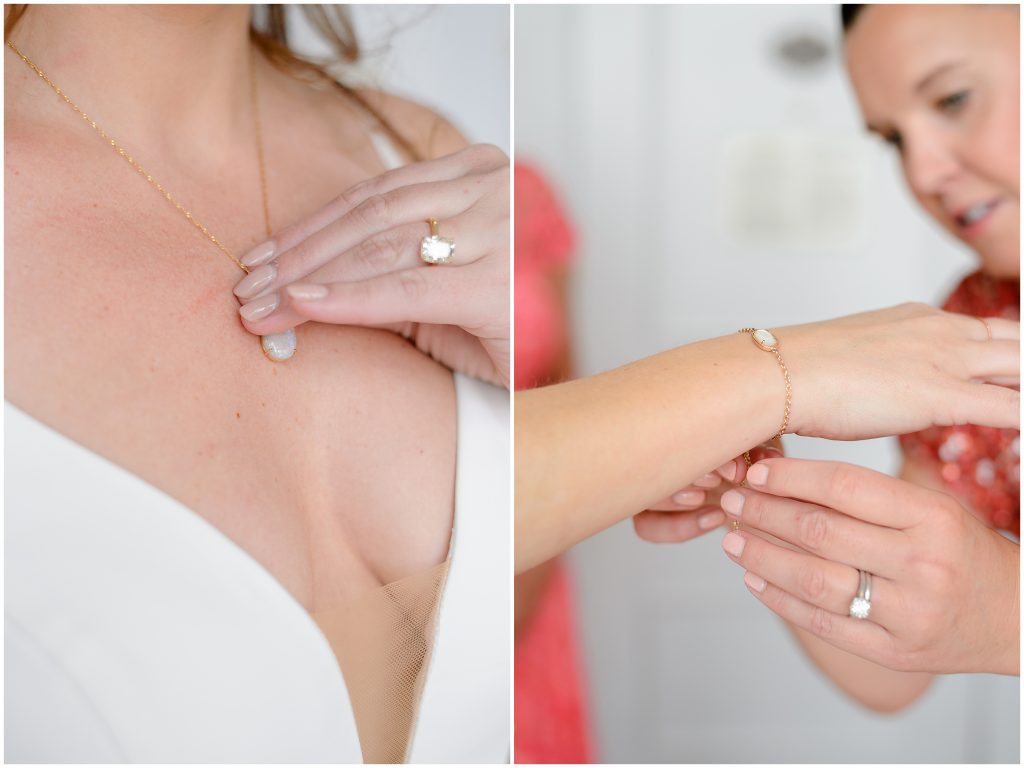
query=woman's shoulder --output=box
[350,87,469,160]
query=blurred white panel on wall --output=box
[719,133,866,246]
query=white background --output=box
[290,4,509,152]
[517,4,1018,763]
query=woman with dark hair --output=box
[709,3,1019,711]
[5,4,508,762]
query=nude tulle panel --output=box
[312,559,451,763]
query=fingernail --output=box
[698,511,725,530]
[239,292,279,321]
[744,572,767,593]
[241,239,276,268]
[720,461,738,483]
[286,283,329,301]
[234,263,277,299]
[694,473,722,489]
[672,489,704,506]
[720,489,745,516]
[747,463,769,487]
[722,531,746,558]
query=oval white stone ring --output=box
[420,217,455,265]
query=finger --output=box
[647,489,708,511]
[740,571,901,669]
[730,443,785,485]
[233,178,491,301]
[961,340,1020,381]
[744,459,931,529]
[722,528,900,627]
[634,507,726,543]
[948,381,1020,430]
[244,261,496,336]
[720,487,905,576]
[714,458,744,484]
[245,144,508,263]
[955,314,1019,342]
[693,472,723,489]
[238,209,498,305]
[307,208,499,284]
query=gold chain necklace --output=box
[6,39,296,362]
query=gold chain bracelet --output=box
[738,326,792,441]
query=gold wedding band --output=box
[420,217,456,265]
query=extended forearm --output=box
[515,332,782,572]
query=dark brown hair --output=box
[4,4,421,160]
[840,5,865,32]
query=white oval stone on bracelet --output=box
[262,329,297,362]
[752,328,779,351]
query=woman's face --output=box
[845,5,1019,278]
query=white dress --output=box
[5,130,510,764]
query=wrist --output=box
[985,531,1019,675]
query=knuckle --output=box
[335,182,372,212]
[739,491,765,525]
[397,270,429,303]
[809,606,834,638]
[796,508,831,552]
[356,231,403,273]
[798,563,828,602]
[828,463,862,503]
[465,142,507,166]
[355,193,391,225]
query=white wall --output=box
[516,4,1018,763]
[289,4,509,152]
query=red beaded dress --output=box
[513,162,595,763]
[899,271,1020,536]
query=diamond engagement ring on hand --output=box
[848,569,873,619]
[420,218,455,265]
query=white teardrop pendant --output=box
[261,329,297,362]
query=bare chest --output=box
[5,133,456,613]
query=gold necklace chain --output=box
[6,39,270,274]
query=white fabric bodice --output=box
[4,373,509,763]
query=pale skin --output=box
[5,5,473,613]
[754,3,1021,704]
[637,4,1021,709]
[516,304,1018,572]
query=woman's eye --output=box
[937,90,970,113]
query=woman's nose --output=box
[901,129,962,200]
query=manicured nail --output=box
[719,461,738,483]
[744,572,767,593]
[722,531,746,558]
[239,292,279,321]
[698,511,725,530]
[672,489,704,506]
[694,473,722,489]
[241,240,276,268]
[720,489,745,517]
[234,262,277,299]
[747,463,769,486]
[286,283,329,301]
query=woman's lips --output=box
[955,199,1001,241]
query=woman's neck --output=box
[6,5,259,164]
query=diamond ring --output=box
[420,218,455,265]
[848,569,873,619]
